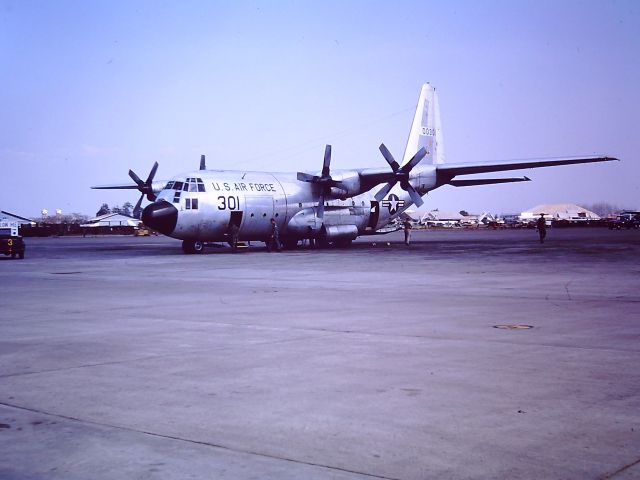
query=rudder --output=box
[402,83,445,166]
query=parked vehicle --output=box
[0,223,25,259]
[608,211,640,230]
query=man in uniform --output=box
[536,213,547,244]
[403,218,413,245]
[267,218,281,252]
[227,222,239,253]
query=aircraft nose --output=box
[142,201,178,235]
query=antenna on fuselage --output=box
[199,155,206,170]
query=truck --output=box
[608,211,640,230]
[0,221,25,259]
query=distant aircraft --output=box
[93,84,617,253]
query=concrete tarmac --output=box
[1,228,639,479]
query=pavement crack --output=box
[564,281,573,300]
[600,457,640,479]
[0,401,399,480]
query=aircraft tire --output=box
[182,240,204,254]
[335,239,353,248]
[282,238,299,250]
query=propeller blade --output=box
[297,172,318,182]
[332,181,349,193]
[132,194,144,219]
[129,169,144,187]
[401,147,427,173]
[379,143,400,171]
[374,182,394,202]
[322,145,332,177]
[317,195,325,220]
[406,185,424,207]
[146,162,159,184]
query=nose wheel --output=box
[182,240,205,254]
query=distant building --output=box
[81,213,140,228]
[520,203,600,223]
[0,210,36,226]
[416,209,464,228]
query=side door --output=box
[240,195,275,240]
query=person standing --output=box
[228,222,239,253]
[267,218,281,252]
[403,219,413,245]
[536,213,547,244]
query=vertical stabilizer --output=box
[402,83,445,166]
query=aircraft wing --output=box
[91,184,140,190]
[436,155,618,179]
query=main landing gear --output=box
[182,240,205,254]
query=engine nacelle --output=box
[286,208,322,238]
[330,171,361,198]
[321,224,358,243]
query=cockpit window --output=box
[168,178,205,193]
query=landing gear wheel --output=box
[335,239,353,248]
[282,238,299,250]
[193,241,204,254]
[182,240,205,254]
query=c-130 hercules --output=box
[93,84,617,253]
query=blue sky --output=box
[1,0,638,217]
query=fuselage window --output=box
[166,181,174,190]
[192,198,198,209]
[174,181,184,191]
[197,179,205,192]
[182,183,189,191]
[173,191,181,203]
[188,183,198,192]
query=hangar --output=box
[520,203,600,223]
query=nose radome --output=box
[142,201,178,235]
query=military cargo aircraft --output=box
[93,84,617,253]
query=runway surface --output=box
[1,228,639,479]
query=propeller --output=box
[297,145,347,219]
[374,144,427,207]
[129,162,159,219]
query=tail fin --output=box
[402,83,445,166]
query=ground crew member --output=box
[536,213,547,244]
[228,222,239,253]
[267,218,281,252]
[403,219,412,245]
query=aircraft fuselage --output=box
[141,166,438,247]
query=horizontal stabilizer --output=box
[449,177,531,187]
